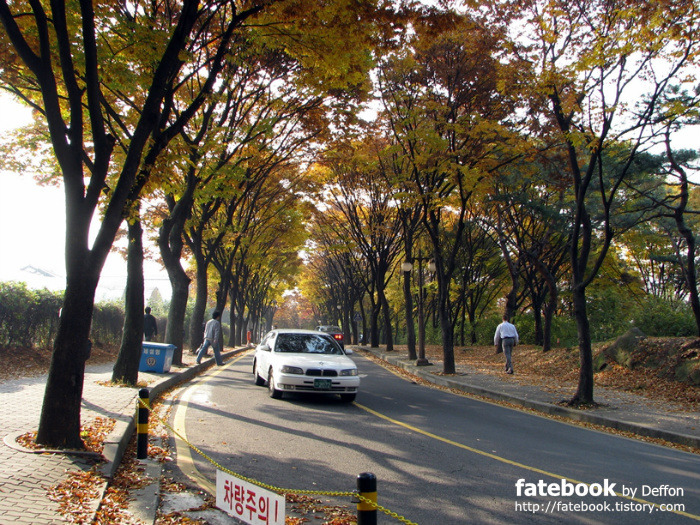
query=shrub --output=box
[91,301,125,345]
[473,314,502,346]
[550,316,579,348]
[0,282,62,348]
[0,281,127,350]
[631,297,696,337]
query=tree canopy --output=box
[2,0,700,449]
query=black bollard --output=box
[357,472,377,525]
[137,388,149,459]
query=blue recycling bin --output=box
[139,342,176,373]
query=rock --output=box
[595,328,646,371]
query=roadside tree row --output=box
[1,0,698,449]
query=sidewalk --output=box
[0,347,247,525]
[1,345,698,524]
[361,347,700,450]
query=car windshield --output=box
[275,334,342,354]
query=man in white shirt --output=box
[196,311,223,366]
[494,315,519,374]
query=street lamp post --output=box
[337,303,343,341]
[402,251,436,366]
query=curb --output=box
[99,348,248,480]
[93,347,250,524]
[364,348,700,450]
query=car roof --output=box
[270,328,328,335]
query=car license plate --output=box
[314,379,332,390]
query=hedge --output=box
[0,281,125,349]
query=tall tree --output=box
[658,92,700,334]
[378,10,525,372]
[111,204,145,384]
[476,0,700,404]
[0,0,266,448]
[319,138,405,350]
[486,158,572,351]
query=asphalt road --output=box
[170,351,700,525]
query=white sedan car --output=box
[253,329,359,402]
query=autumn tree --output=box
[454,207,508,345]
[304,215,367,343]
[149,0,394,354]
[317,138,404,350]
[212,165,307,345]
[378,9,525,373]
[485,157,572,351]
[0,0,400,448]
[655,91,700,334]
[472,0,700,404]
[0,0,270,448]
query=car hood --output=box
[274,353,356,369]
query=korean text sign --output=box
[216,470,285,525]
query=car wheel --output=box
[339,393,356,403]
[253,360,265,386]
[268,369,282,399]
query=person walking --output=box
[143,307,158,341]
[494,315,519,374]
[196,311,224,366]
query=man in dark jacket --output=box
[144,307,158,341]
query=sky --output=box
[0,94,172,301]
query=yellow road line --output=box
[172,353,248,495]
[354,402,700,521]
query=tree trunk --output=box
[468,309,477,344]
[542,298,555,353]
[436,272,456,374]
[667,141,700,336]
[369,297,381,348]
[379,288,393,352]
[404,268,417,359]
[112,213,145,385]
[542,281,557,352]
[236,308,247,346]
[190,253,208,351]
[439,307,455,374]
[228,287,238,347]
[166,270,190,361]
[36,273,98,449]
[533,301,543,347]
[159,199,192,364]
[571,284,594,404]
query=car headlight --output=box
[340,368,358,376]
[281,365,304,375]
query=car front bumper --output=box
[276,373,360,393]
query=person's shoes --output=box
[506,368,513,374]
[196,358,201,365]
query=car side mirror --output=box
[258,344,271,352]
[344,348,353,355]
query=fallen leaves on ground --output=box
[17,416,115,453]
[285,493,356,524]
[0,343,120,382]
[48,469,105,524]
[417,341,700,411]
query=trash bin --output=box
[139,342,176,373]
